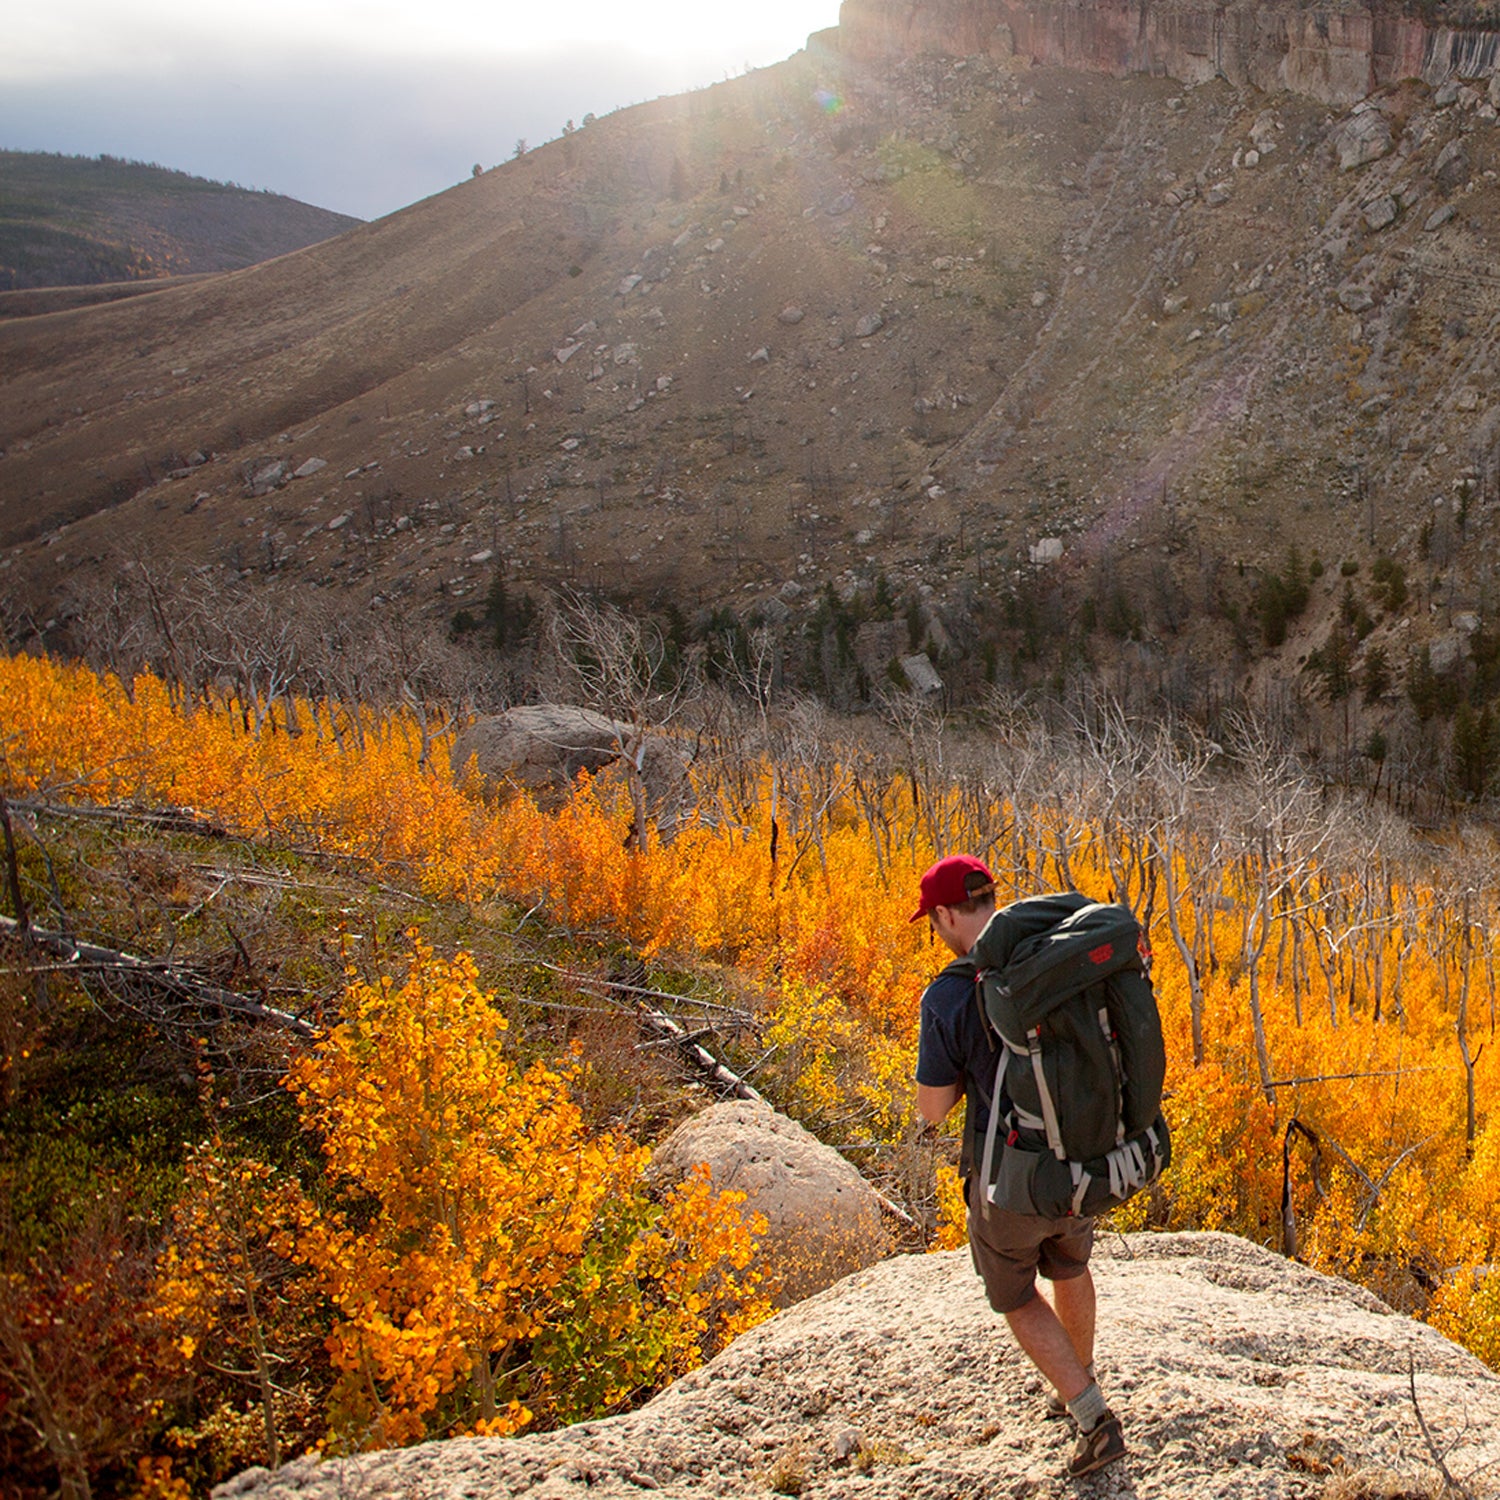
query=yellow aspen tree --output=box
[282,941,767,1448]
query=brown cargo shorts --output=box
[966,1194,1095,1314]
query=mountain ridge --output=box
[0,151,362,292]
[5,16,1500,761]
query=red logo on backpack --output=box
[1088,943,1114,965]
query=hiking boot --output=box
[1044,1390,1071,1421]
[1066,1411,1126,1478]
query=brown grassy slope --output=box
[0,55,1069,617]
[4,50,1500,683]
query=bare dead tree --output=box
[542,592,702,852]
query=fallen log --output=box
[10,797,232,839]
[0,914,315,1039]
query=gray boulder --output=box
[1334,109,1392,170]
[647,1100,890,1307]
[245,459,287,496]
[1435,140,1471,193]
[450,704,690,821]
[899,652,944,697]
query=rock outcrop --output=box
[214,1231,1500,1499]
[837,0,1500,106]
[647,1100,890,1307]
[450,705,691,822]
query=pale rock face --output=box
[899,651,943,696]
[646,1099,890,1308]
[213,1231,1500,1500]
[839,0,1500,108]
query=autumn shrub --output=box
[279,941,769,1449]
[152,1128,323,1488]
[0,1210,167,1500]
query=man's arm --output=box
[916,1081,962,1125]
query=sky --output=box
[0,0,844,221]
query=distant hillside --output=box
[0,151,362,290]
[9,10,1500,787]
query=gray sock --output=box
[1051,1362,1095,1404]
[1066,1381,1108,1432]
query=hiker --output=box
[912,854,1127,1478]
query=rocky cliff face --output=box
[837,0,1500,105]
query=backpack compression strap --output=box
[977,1046,1009,1219]
[1027,1027,1067,1160]
[1067,1123,1164,1215]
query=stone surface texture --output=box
[213,1231,1500,1499]
[646,1099,891,1308]
[838,0,1500,107]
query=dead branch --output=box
[637,1004,765,1104]
[0,791,29,936]
[9,797,231,839]
[1408,1353,1469,1498]
[1266,1067,1438,1089]
[536,958,755,1024]
[0,914,315,1039]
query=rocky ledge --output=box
[217,1231,1500,1499]
[836,0,1500,107]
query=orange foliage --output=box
[4,649,1499,1375]
[281,941,768,1447]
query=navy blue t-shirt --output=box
[915,958,1001,1159]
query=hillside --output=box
[0,151,362,292]
[5,5,1500,774]
[218,1234,1500,1500]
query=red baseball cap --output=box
[909,855,995,922]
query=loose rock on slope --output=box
[215,1232,1500,1500]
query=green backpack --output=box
[968,893,1170,1220]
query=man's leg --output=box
[1003,1290,1090,1402]
[1050,1267,1096,1372]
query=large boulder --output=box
[450,704,690,822]
[648,1099,890,1307]
[214,1231,1500,1500]
[1334,108,1393,171]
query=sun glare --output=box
[496,0,841,58]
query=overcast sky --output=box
[0,0,843,220]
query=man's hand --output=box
[916,1081,962,1126]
